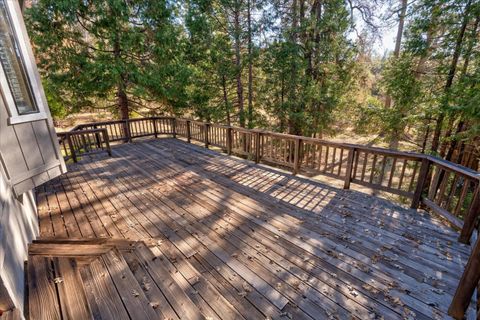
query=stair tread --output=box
[28,255,62,319]
[0,309,22,320]
[29,243,115,256]
[27,240,220,320]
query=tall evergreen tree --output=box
[25,0,188,119]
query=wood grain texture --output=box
[80,257,130,320]
[53,257,92,319]
[34,138,477,319]
[101,249,158,320]
[28,256,61,320]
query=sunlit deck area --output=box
[30,137,477,319]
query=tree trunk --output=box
[445,121,465,162]
[415,5,438,78]
[222,74,231,126]
[384,0,407,109]
[233,3,245,127]
[247,0,254,128]
[113,34,129,120]
[460,15,479,77]
[288,0,301,135]
[438,14,478,157]
[421,120,430,153]
[118,84,129,120]
[431,0,471,153]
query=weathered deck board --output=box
[34,138,475,319]
[53,257,92,319]
[120,142,446,318]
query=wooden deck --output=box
[33,138,475,319]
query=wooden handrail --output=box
[57,128,111,162]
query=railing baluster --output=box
[227,127,232,155]
[153,118,158,138]
[331,147,336,174]
[172,118,176,138]
[66,133,77,163]
[369,154,377,184]
[186,120,191,143]
[398,159,407,190]
[361,152,368,181]
[204,123,210,148]
[344,148,355,189]
[378,155,388,186]
[293,138,301,175]
[338,148,344,176]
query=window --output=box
[0,0,47,124]
[0,0,38,115]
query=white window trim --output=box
[0,0,48,125]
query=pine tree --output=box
[25,0,187,119]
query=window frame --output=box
[0,0,47,125]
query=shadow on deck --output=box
[31,138,475,319]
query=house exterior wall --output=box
[0,0,65,197]
[0,0,65,315]
[0,166,38,314]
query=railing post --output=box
[448,237,480,319]
[186,120,191,143]
[293,138,301,175]
[102,129,112,157]
[459,188,480,244]
[153,118,158,138]
[93,125,101,148]
[227,127,232,155]
[411,157,430,209]
[205,123,210,148]
[60,136,68,158]
[66,133,77,163]
[123,119,131,142]
[172,118,177,138]
[344,147,355,189]
[254,131,261,163]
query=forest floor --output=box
[54,111,113,132]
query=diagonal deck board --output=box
[34,138,474,319]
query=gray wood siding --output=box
[0,93,65,196]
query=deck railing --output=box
[57,116,479,318]
[58,128,111,163]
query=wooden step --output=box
[0,309,22,320]
[33,237,135,250]
[27,239,212,319]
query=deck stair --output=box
[0,309,22,320]
[26,238,204,320]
